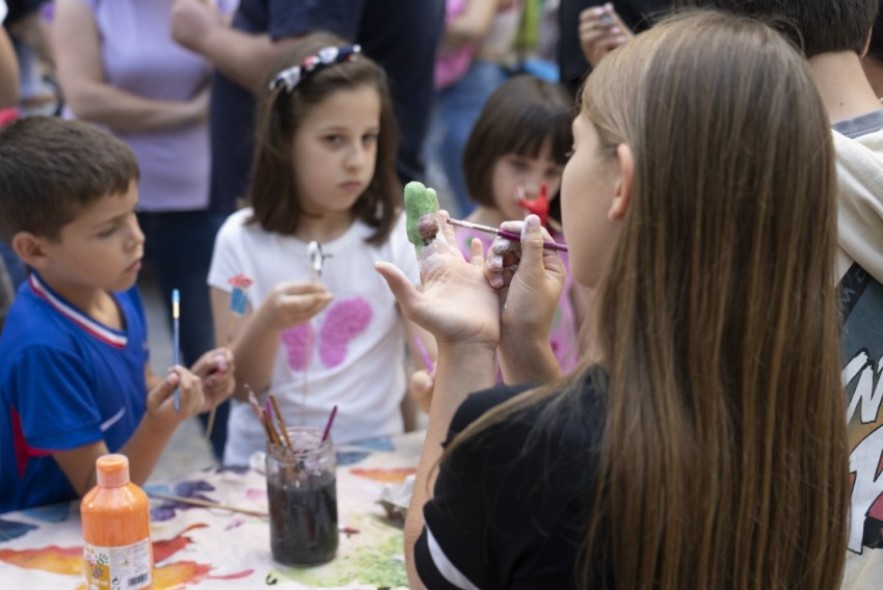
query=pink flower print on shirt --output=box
[280,297,373,371]
[319,298,373,368]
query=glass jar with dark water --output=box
[266,426,338,565]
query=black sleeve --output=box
[268,0,365,41]
[414,383,602,590]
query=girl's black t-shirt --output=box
[414,372,607,590]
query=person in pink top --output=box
[409,74,582,411]
[430,0,523,216]
[53,0,239,459]
[0,0,18,110]
[457,74,584,377]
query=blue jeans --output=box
[139,209,229,460]
[429,59,508,216]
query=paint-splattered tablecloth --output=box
[0,432,424,589]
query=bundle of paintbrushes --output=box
[246,386,293,452]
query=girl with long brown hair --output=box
[209,32,430,466]
[377,9,849,590]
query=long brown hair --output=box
[449,10,848,589]
[249,32,401,245]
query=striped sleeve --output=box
[413,386,530,590]
[415,526,482,590]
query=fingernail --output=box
[213,353,229,371]
[523,215,540,239]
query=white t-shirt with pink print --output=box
[209,208,420,466]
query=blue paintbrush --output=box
[172,288,180,411]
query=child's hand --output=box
[190,347,235,411]
[486,215,565,341]
[146,367,207,423]
[261,281,333,330]
[408,369,435,414]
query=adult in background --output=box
[0,0,16,110]
[0,3,60,314]
[558,0,670,96]
[170,0,444,215]
[54,0,237,460]
[429,0,524,217]
[4,0,56,116]
[0,0,20,302]
[0,0,17,333]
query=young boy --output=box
[0,117,235,513]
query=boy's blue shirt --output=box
[0,273,149,513]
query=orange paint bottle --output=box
[81,454,154,589]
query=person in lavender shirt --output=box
[53,0,238,460]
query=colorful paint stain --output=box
[0,544,83,576]
[152,523,206,562]
[269,529,406,588]
[147,479,218,522]
[1,521,253,588]
[0,518,37,543]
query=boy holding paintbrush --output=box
[0,117,236,513]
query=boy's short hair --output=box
[0,117,139,244]
[675,0,879,57]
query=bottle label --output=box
[84,539,153,590]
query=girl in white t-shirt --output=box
[208,32,430,466]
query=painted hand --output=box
[486,215,565,342]
[376,210,500,347]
